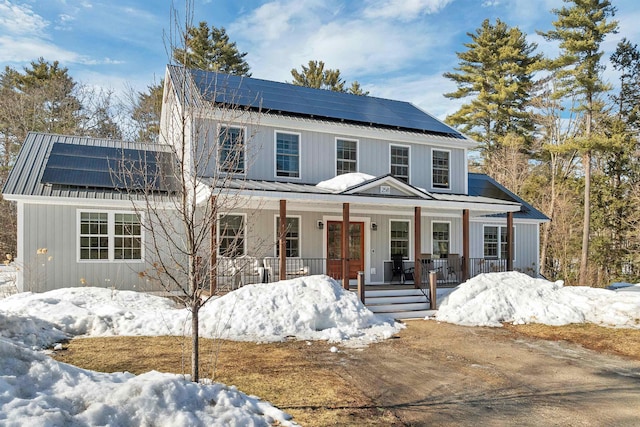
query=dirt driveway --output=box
[333,320,640,426]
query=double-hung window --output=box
[483,226,514,259]
[218,125,245,173]
[276,132,300,178]
[390,145,409,183]
[275,216,300,257]
[336,139,357,175]
[432,149,450,189]
[390,220,410,258]
[219,214,246,257]
[432,222,450,258]
[79,211,142,261]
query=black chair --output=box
[391,254,414,284]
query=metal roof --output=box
[168,65,466,138]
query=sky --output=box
[1,267,639,422]
[1,0,639,120]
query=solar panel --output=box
[186,68,464,138]
[41,143,175,192]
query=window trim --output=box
[431,220,451,258]
[274,215,302,258]
[335,137,359,176]
[389,144,411,184]
[217,213,247,257]
[77,209,144,263]
[274,130,302,179]
[431,148,451,190]
[389,219,412,260]
[217,124,247,175]
[482,224,516,260]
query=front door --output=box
[327,221,365,280]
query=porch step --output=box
[365,288,426,298]
[365,288,432,319]
[368,301,430,313]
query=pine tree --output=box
[290,60,345,91]
[131,81,164,143]
[539,0,618,286]
[172,22,251,76]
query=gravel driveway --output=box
[337,320,640,426]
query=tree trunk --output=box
[539,163,557,277]
[191,304,199,382]
[579,150,591,286]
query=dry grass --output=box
[505,323,640,360]
[54,336,399,426]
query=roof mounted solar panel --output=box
[41,142,175,192]
[184,67,465,138]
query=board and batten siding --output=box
[201,119,467,193]
[469,221,540,274]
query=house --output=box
[2,65,548,298]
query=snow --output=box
[316,172,375,192]
[0,274,401,425]
[435,272,640,328]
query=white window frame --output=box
[274,130,302,179]
[335,137,359,176]
[389,219,412,260]
[431,148,451,190]
[217,213,247,257]
[274,215,302,258]
[77,210,144,263]
[483,225,516,260]
[217,124,247,175]
[389,144,410,184]
[431,221,451,258]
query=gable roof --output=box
[468,173,549,221]
[167,65,466,139]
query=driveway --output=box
[336,320,640,426]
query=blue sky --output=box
[1,0,639,119]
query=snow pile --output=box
[317,172,375,192]
[435,272,640,328]
[0,265,17,298]
[0,338,296,426]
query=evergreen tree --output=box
[131,81,164,143]
[348,81,369,96]
[443,19,541,181]
[290,60,345,91]
[172,22,251,76]
[539,0,618,286]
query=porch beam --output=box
[507,211,514,271]
[279,199,287,281]
[342,202,350,290]
[462,209,470,282]
[210,196,217,295]
[414,206,421,289]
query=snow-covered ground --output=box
[435,271,640,328]
[0,275,401,426]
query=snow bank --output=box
[316,172,374,192]
[435,272,640,328]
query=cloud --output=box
[0,0,49,37]
[363,0,454,21]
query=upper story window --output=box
[219,214,246,257]
[276,216,300,257]
[276,132,300,178]
[390,145,409,183]
[218,126,245,174]
[336,139,357,175]
[390,220,410,258]
[432,222,450,258]
[483,225,514,259]
[432,149,450,189]
[79,211,142,261]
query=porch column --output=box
[414,207,422,289]
[210,196,217,295]
[279,199,287,281]
[342,202,350,290]
[507,211,514,271]
[462,209,470,281]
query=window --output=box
[79,211,142,261]
[218,126,245,173]
[276,132,300,178]
[219,214,245,257]
[432,150,450,189]
[390,145,409,183]
[432,222,450,258]
[275,216,300,257]
[336,139,357,175]
[390,220,410,258]
[484,226,514,259]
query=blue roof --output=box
[468,173,549,221]
[173,66,465,138]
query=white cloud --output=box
[0,35,80,63]
[363,0,454,21]
[0,0,49,37]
